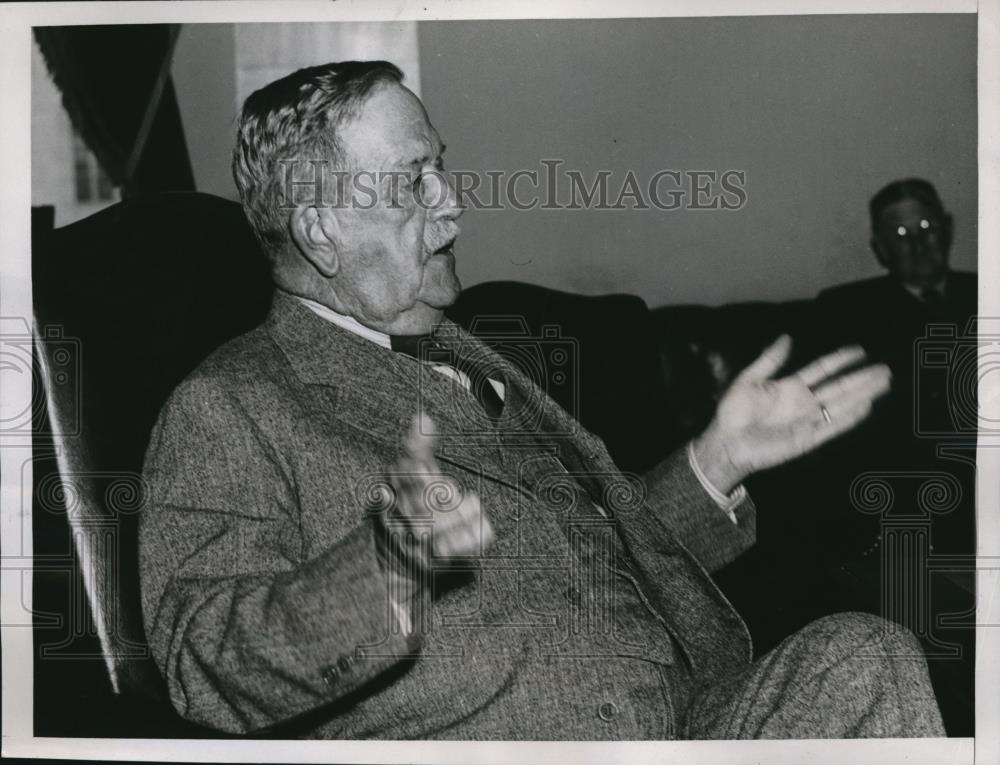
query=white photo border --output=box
[1,2,996,763]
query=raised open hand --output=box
[693,335,892,492]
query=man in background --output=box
[816,178,976,554]
[818,178,975,395]
[812,179,976,735]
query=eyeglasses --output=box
[891,218,943,241]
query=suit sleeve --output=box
[640,447,756,572]
[139,376,418,735]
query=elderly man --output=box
[138,61,943,739]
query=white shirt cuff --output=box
[687,441,747,525]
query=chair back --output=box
[32,192,272,709]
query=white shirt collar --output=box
[292,295,392,350]
[902,274,948,302]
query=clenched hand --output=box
[374,413,494,600]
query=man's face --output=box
[871,198,952,289]
[328,83,463,325]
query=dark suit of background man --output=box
[817,179,977,556]
[138,61,944,739]
[812,180,977,735]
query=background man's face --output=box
[871,197,952,289]
[329,83,463,324]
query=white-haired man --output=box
[138,61,943,739]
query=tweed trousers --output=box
[680,611,944,738]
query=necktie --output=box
[390,334,505,419]
[920,287,945,306]
[920,287,948,321]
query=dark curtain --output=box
[34,24,195,196]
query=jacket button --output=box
[321,665,341,687]
[598,701,619,722]
[337,655,355,673]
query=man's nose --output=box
[427,171,465,222]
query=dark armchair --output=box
[32,192,272,736]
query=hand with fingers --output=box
[692,334,892,494]
[374,412,495,614]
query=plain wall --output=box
[172,22,421,201]
[172,24,238,200]
[418,15,977,307]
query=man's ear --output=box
[290,205,340,278]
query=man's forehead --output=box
[389,130,445,169]
[876,197,943,226]
[341,85,443,168]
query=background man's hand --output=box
[693,335,892,493]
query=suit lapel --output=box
[265,293,529,492]
[266,291,421,442]
[430,318,620,502]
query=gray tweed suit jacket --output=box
[139,290,757,739]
